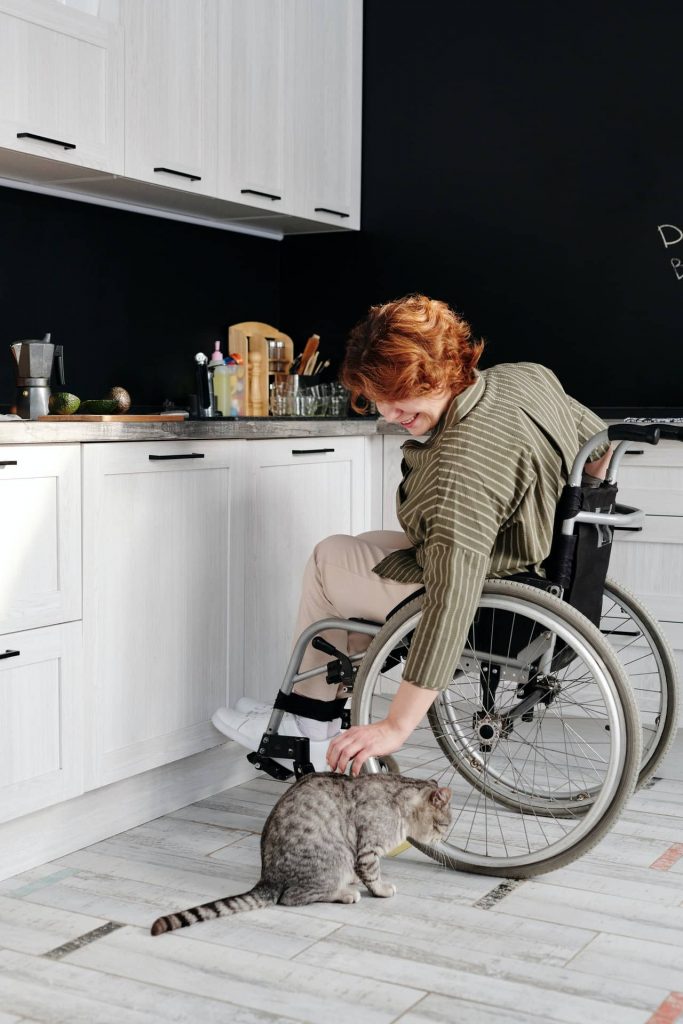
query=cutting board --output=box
[38,414,188,422]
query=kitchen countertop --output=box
[0,416,406,444]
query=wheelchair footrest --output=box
[246,752,294,781]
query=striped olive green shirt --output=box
[373,362,607,691]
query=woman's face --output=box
[375,388,453,436]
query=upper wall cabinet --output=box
[123,0,218,197]
[288,0,362,229]
[0,0,123,173]
[217,0,289,213]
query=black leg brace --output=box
[273,691,348,721]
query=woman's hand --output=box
[326,719,410,776]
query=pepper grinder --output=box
[249,350,265,416]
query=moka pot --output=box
[10,334,65,419]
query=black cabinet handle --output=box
[314,207,350,218]
[626,450,644,456]
[0,460,18,468]
[241,189,281,201]
[154,167,201,182]
[291,448,335,456]
[148,453,206,461]
[17,132,76,150]
[0,650,20,661]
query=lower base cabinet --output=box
[0,620,82,824]
[82,440,244,789]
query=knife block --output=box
[228,322,293,416]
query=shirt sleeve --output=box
[567,396,609,461]
[402,540,490,690]
[402,456,508,691]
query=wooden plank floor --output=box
[1,736,683,1024]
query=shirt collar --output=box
[441,370,486,430]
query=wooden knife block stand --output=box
[228,321,293,417]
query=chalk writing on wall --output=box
[657,225,683,280]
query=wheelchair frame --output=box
[247,421,680,789]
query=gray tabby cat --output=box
[151,772,452,936]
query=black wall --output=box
[282,1,683,412]
[3,2,682,414]
[0,187,280,409]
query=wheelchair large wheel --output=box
[601,578,679,788]
[352,580,642,877]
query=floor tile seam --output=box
[503,877,683,913]
[286,920,349,962]
[4,872,243,912]
[0,950,313,1024]
[488,903,683,941]
[55,921,430,1001]
[386,990,431,1024]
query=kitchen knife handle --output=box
[0,650,20,660]
[154,167,202,182]
[0,461,18,467]
[314,207,350,218]
[148,453,206,461]
[291,448,335,456]
[54,345,66,388]
[17,131,76,150]
[241,189,282,201]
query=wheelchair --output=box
[247,422,681,878]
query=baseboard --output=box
[0,741,258,882]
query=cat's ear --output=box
[429,787,452,809]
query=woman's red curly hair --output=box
[340,294,485,413]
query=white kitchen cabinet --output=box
[82,440,245,788]
[0,0,123,174]
[123,0,217,196]
[0,620,83,823]
[0,444,82,635]
[243,436,368,702]
[288,0,363,229]
[217,0,289,213]
[610,440,683,703]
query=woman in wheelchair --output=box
[213,293,612,770]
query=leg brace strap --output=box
[274,691,347,722]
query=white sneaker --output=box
[211,706,334,773]
[234,696,342,740]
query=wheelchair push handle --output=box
[657,424,683,441]
[607,423,661,445]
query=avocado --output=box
[48,392,80,414]
[78,399,120,414]
[104,386,131,413]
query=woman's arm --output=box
[326,680,438,776]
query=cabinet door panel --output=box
[83,441,242,787]
[0,621,83,823]
[217,0,287,210]
[244,438,366,702]
[0,0,123,172]
[288,0,362,227]
[123,0,217,194]
[0,444,81,635]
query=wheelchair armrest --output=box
[658,424,683,441]
[607,423,661,444]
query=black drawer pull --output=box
[314,207,350,218]
[626,450,644,455]
[291,448,335,456]
[0,460,18,467]
[241,189,281,201]
[154,166,201,182]
[17,132,76,150]
[148,453,206,461]
[0,650,20,661]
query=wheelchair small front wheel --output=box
[352,580,642,878]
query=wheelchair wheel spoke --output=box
[354,581,643,874]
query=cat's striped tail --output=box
[150,882,277,936]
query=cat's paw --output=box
[371,882,397,898]
[336,886,361,904]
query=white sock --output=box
[294,715,342,741]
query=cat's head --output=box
[407,780,453,843]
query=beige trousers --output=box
[292,531,424,701]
